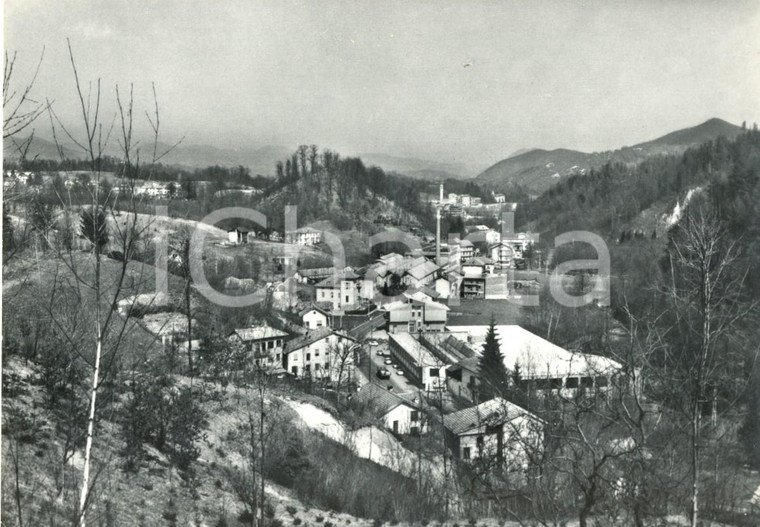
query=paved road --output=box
[357,335,420,396]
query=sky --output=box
[3,1,760,168]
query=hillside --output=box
[476,118,745,192]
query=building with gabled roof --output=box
[228,325,290,370]
[446,325,623,395]
[352,383,427,435]
[403,260,440,289]
[283,327,357,381]
[285,226,322,246]
[443,397,543,465]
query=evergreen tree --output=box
[80,206,109,252]
[477,318,509,400]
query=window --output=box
[429,368,439,378]
[477,435,484,449]
[550,378,562,390]
[463,447,471,460]
[306,353,311,362]
[580,377,594,389]
[317,321,323,327]
[566,377,579,389]
[411,410,419,421]
[408,322,415,332]
[345,295,349,303]
[315,350,320,357]
[596,376,608,388]
[267,341,274,349]
[315,364,321,371]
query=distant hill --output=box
[358,152,481,180]
[476,118,744,192]
[3,135,290,176]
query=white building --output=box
[300,304,330,329]
[283,327,357,381]
[315,269,364,310]
[444,397,544,466]
[388,332,447,392]
[353,383,427,435]
[285,227,322,246]
[446,325,623,396]
[228,325,290,370]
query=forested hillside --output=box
[251,146,435,232]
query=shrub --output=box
[293,518,303,526]
[265,502,276,519]
[238,510,254,524]
[316,516,324,523]
[286,506,298,516]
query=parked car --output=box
[384,358,392,365]
[376,350,385,357]
[368,339,380,346]
[376,368,391,379]
[396,369,404,376]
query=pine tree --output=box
[478,318,509,401]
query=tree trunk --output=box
[78,253,102,527]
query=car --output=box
[387,385,393,391]
[376,368,391,379]
[396,369,404,376]
[384,358,392,365]
[367,339,380,346]
[376,350,385,357]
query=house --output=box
[402,260,440,289]
[315,269,364,310]
[300,304,330,329]
[228,325,290,369]
[353,383,427,435]
[460,195,472,206]
[268,231,283,242]
[460,258,489,298]
[294,267,336,284]
[388,333,447,392]
[443,397,544,466]
[283,327,357,381]
[459,239,475,261]
[493,193,506,203]
[500,232,537,260]
[489,241,515,269]
[285,227,322,246]
[446,325,623,396]
[386,298,448,334]
[227,227,252,244]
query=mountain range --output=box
[475,118,745,193]
[3,136,291,176]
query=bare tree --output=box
[663,205,756,527]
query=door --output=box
[393,421,399,434]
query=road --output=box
[356,331,421,396]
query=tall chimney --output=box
[436,207,441,265]
[439,182,444,202]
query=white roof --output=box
[446,325,622,378]
[232,326,289,342]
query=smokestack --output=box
[439,183,444,202]
[436,207,441,265]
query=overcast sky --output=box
[4,1,760,166]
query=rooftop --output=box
[353,382,416,416]
[446,325,623,378]
[231,325,289,342]
[444,397,538,435]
